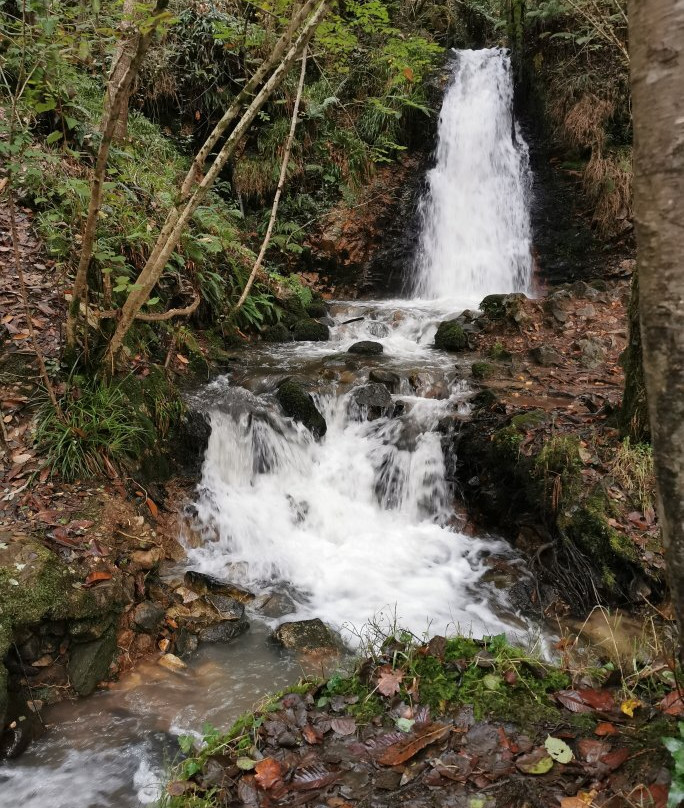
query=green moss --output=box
[434,320,468,352]
[262,323,293,343]
[472,361,496,380]
[292,319,330,342]
[532,434,583,512]
[493,425,524,461]
[306,299,328,319]
[511,410,548,431]
[471,388,498,409]
[488,341,512,361]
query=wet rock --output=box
[351,383,393,419]
[273,619,340,653]
[530,345,563,367]
[68,614,115,643]
[434,320,467,352]
[480,293,528,325]
[471,362,496,380]
[173,627,199,658]
[369,368,401,392]
[305,299,328,319]
[67,627,117,696]
[348,340,384,356]
[199,618,249,644]
[0,713,44,760]
[368,321,390,338]
[184,570,255,603]
[256,591,297,619]
[205,593,245,621]
[276,379,327,439]
[578,337,606,368]
[130,547,164,570]
[158,653,187,672]
[132,601,166,634]
[262,323,293,343]
[176,409,211,472]
[409,371,449,399]
[292,319,330,342]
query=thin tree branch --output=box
[233,47,308,315]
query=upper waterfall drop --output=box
[412,48,533,303]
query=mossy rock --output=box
[292,319,330,342]
[488,342,512,361]
[305,299,328,319]
[262,323,293,343]
[434,320,468,352]
[480,293,529,325]
[276,380,327,438]
[471,361,496,380]
[471,388,498,409]
[492,425,524,461]
[511,410,548,431]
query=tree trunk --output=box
[65,0,169,356]
[619,270,649,442]
[629,0,684,660]
[103,0,136,142]
[102,0,329,370]
[233,47,308,314]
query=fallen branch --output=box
[90,291,201,322]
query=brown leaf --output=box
[556,690,594,713]
[378,723,451,766]
[595,722,618,736]
[254,758,283,790]
[577,738,609,764]
[515,747,554,775]
[577,688,616,711]
[330,717,357,736]
[146,497,159,519]
[600,748,630,771]
[83,571,113,587]
[302,723,323,744]
[659,690,684,716]
[166,781,191,796]
[376,665,404,697]
[291,763,338,791]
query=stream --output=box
[0,48,537,807]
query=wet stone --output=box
[132,601,165,634]
[348,341,384,356]
[199,618,249,644]
[205,593,245,621]
[530,345,563,367]
[273,619,340,653]
[67,626,117,696]
[256,591,297,619]
[184,570,255,603]
[368,368,401,392]
[351,383,393,418]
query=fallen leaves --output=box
[545,735,573,763]
[254,758,283,790]
[83,570,113,587]
[378,723,451,766]
[375,665,404,697]
[515,747,554,775]
[659,690,684,716]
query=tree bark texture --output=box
[629,0,684,658]
[102,0,136,142]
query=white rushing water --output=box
[413,48,533,302]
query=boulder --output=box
[305,299,328,319]
[184,570,255,603]
[262,323,293,343]
[272,619,340,653]
[132,601,165,634]
[276,380,327,438]
[255,591,297,619]
[199,619,249,643]
[368,368,401,393]
[434,320,468,352]
[292,319,330,342]
[67,627,117,696]
[130,547,164,570]
[347,341,383,356]
[530,345,563,367]
[578,337,606,369]
[350,383,393,419]
[480,293,528,323]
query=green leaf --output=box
[482,674,501,691]
[35,99,57,113]
[396,717,415,733]
[544,735,573,764]
[146,297,160,306]
[178,734,195,754]
[46,131,64,146]
[236,757,256,771]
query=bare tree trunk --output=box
[629,0,684,660]
[233,47,308,314]
[65,0,169,355]
[103,0,329,371]
[103,0,136,142]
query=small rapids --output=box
[0,48,537,808]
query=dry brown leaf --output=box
[83,570,113,587]
[378,723,451,766]
[330,717,357,736]
[376,665,404,697]
[254,758,283,790]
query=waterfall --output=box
[413,48,533,303]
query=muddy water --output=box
[0,626,310,807]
